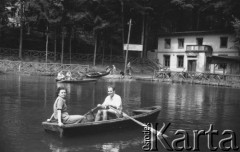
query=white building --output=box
[155,31,240,74]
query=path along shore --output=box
[103,73,240,89]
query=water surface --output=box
[0,74,239,152]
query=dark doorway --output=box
[196,38,203,45]
[188,60,197,72]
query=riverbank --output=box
[1,59,239,89]
[103,72,240,89]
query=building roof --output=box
[208,55,240,63]
[158,30,233,37]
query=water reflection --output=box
[43,129,144,152]
[0,75,240,152]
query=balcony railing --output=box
[186,45,212,52]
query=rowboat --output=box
[86,70,110,78]
[56,78,98,83]
[42,106,161,137]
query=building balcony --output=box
[186,45,212,53]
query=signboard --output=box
[124,44,143,51]
[187,52,198,57]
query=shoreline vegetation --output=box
[0,56,239,89]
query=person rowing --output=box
[95,85,122,121]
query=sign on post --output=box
[124,44,143,51]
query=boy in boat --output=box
[57,71,65,80]
[66,71,73,80]
[95,86,122,121]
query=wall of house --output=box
[157,33,237,55]
[156,33,239,72]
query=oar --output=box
[109,106,168,138]
[83,106,99,116]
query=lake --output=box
[0,74,239,152]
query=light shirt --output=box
[102,94,122,111]
[66,72,72,77]
[57,72,65,79]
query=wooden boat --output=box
[42,106,161,137]
[86,70,110,78]
[57,78,98,83]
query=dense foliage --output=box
[0,0,240,57]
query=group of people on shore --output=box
[109,62,133,78]
[46,85,123,126]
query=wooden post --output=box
[141,11,145,58]
[124,19,132,75]
[45,26,49,63]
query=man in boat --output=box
[57,71,65,80]
[47,87,85,126]
[95,86,123,121]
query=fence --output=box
[0,48,159,68]
[0,59,89,75]
[153,70,240,87]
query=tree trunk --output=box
[69,28,72,64]
[61,28,65,64]
[54,29,57,62]
[102,40,105,65]
[143,16,149,58]
[93,34,97,66]
[19,23,23,60]
[120,0,125,57]
[19,1,24,60]
[110,38,113,64]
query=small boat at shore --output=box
[42,106,161,137]
[56,78,98,83]
[86,70,110,78]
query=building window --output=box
[164,39,171,49]
[220,37,228,48]
[196,38,203,45]
[164,55,170,67]
[177,55,184,68]
[178,38,184,48]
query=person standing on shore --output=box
[112,65,116,75]
[127,62,132,76]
